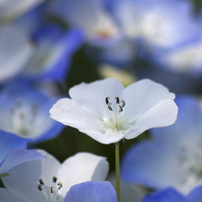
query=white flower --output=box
[50,78,178,144]
[0,149,109,202]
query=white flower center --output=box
[38,176,63,202]
[9,101,38,137]
[178,140,202,186]
[103,96,129,132]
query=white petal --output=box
[125,99,178,139]
[69,78,124,120]
[121,79,175,121]
[57,152,109,196]
[2,149,61,202]
[0,188,26,202]
[0,26,33,83]
[50,98,105,132]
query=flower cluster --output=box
[1,0,202,201]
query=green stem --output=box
[115,142,120,202]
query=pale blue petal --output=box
[0,130,29,161]
[64,181,118,202]
[186,185,202,202]
[0,149,45,175]
[142,188,184,202]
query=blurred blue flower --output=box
[106,0,200,51]
[142,186,202,202]
[20,25,83,82]
[0,25,33,84]
[49,0,120,45]
[0,83,64,143]
[64,181,118,202]
[121,96,202,194]
[0,130,44,177]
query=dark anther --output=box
[115,96,120,104]
[50,187,54,193]
[38,184,43,191]
[121,100,125,108]
[108,103,113,111]
[105,96,110,105]
[39,178,44,185]
[52,176,57,183]
[58,182,63,189]
[119,105,123,112]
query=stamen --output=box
[108,103,113,111]
[58,182,63,189]
[50,187,54,193]
[121,100,125,108]
[119,105,123,112]
[105,96,110,105]
[52,176,57,183]
[38,184,43,191]
[115,96,120,104]
[39,178,44,185]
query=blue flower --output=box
[0,83,64,143]
[107,0,200,51]
[0,130,44,177]
[20,25,83,82]
[121,96,202,194]
[143,186,202,202]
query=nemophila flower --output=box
[121,96,202,194]
[50,78,178,144]
[49,0,120,44]
[0,83,64,143]
[20,25,83,82]
[106,0,199,50]
[0,149,109,202]
[0,25,33,83]
[0,130,44,177]
[143,186,202,202]
[64,181,118,202]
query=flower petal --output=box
[121,79,175,122]
[125,99,178,139]
[0,130,29,162]
[64,181,118,202]
[151,96,202,147]
[0,188,26,202]
[0,26,33,83]
[1,149,61,202]
[57,152,109,196]
[69,78,125,120]
[121,141,185,189]
[0,149,45,176]
[142,188,184,202]
[186,185,202,202]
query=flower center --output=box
[38,176,63,202]
[9,101,38,137]
[103,96,128,132]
